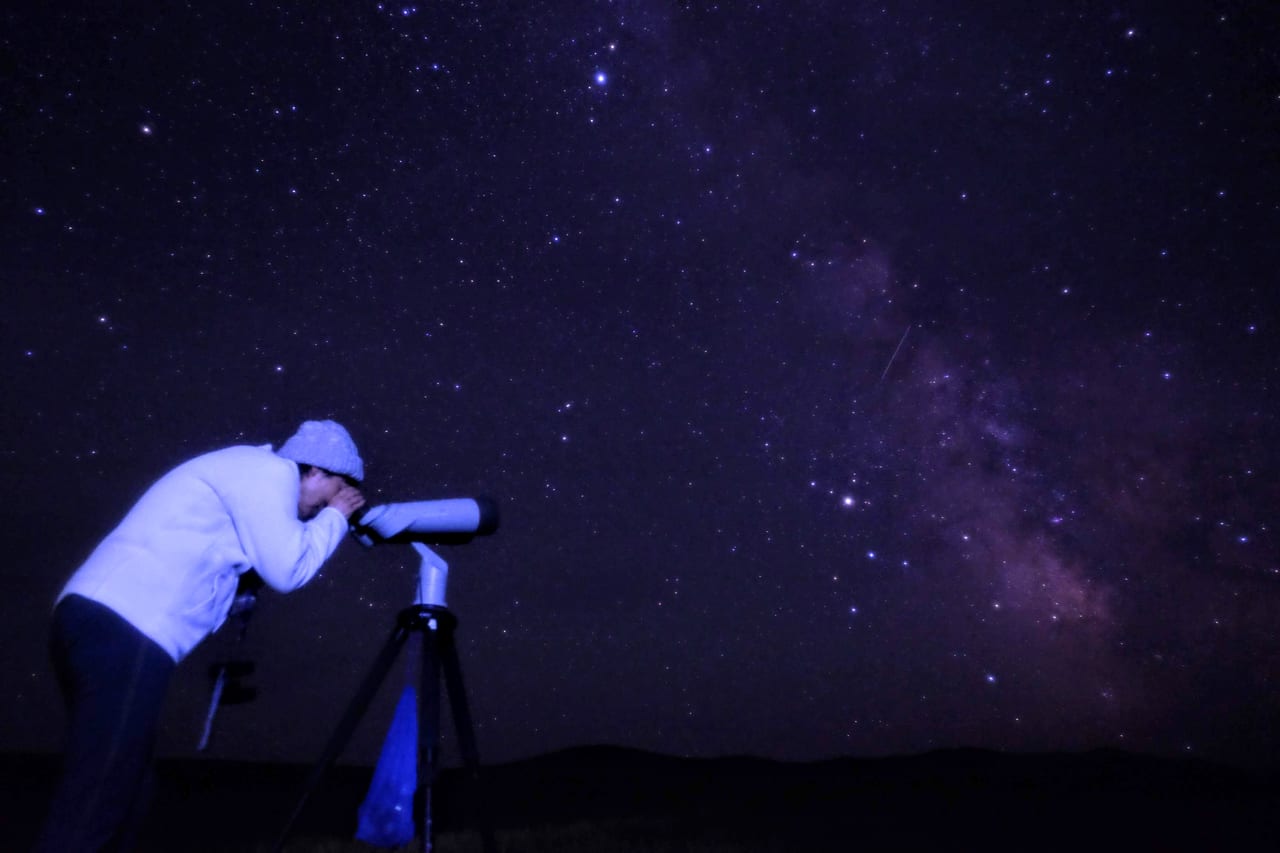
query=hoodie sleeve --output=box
[217,454,349,592]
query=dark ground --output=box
[5,746,1278,851]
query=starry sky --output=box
[3,2,1278,771]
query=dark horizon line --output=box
[5,740,1277,776]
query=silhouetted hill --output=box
[5,746,1277,850]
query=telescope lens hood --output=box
[473,496,500,535]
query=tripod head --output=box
[349,497,499,608]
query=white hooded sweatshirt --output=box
[59,444,348,662]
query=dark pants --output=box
[34,595,175,853]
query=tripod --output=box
[274,549,496,853]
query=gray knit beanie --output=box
[277,420,364,482]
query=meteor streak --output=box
[879,324,912,382]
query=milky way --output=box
[2,2,1276,769]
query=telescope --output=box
[350,497,499,546]
[348,497,499,608]
[278,496,502,853]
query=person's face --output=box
[297,468,347,520]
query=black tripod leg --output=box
[419,620,443,853]
[274,619,412,852]
[440,633,497,853]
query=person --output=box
[33,420,367,852]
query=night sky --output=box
[4,2,1278,772]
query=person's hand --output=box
[328,485,367,519]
